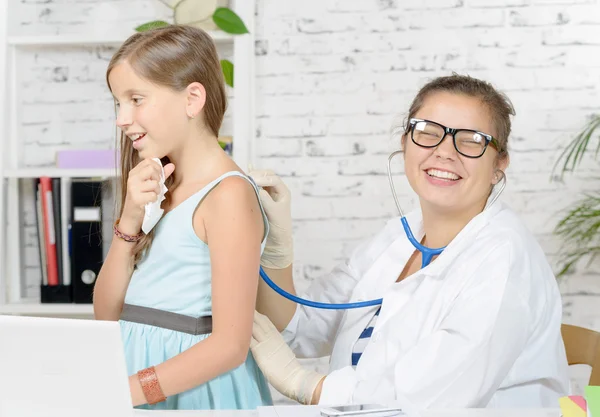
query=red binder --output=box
[39,177,59,286]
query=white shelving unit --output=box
[7,30,236,47]
[3,168,120,179]
[0,0,256,317]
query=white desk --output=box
[133,406,562,417]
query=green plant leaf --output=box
[553,192,600,277]
[552,114,600,179]
[221,59,234,88]
[135,20,170,32]
[212,7,249,34]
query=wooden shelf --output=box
[8,30,235,47]
[3,168,119,179]
[0,301,94,315]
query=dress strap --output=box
[192,171,270,250]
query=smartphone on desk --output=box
[320,404,403,417]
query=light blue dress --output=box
[119,171,273,410]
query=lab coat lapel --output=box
[418,200,505,278]
[375,202,505,332]
[329,213,424,371]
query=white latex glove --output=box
[250,311,324,405]
[248,169,293,269]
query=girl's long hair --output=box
[106,25,227,263]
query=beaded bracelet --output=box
[137,366,166,405]
[113,220,144,242]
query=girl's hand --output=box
[120,159,175,235]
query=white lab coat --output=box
[282,201,570,409]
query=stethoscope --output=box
[258,150,507,310]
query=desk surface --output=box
[133,406,561,417]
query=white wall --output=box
[5,0,600,399]
[253,0,600,326]
[251,0,600,397]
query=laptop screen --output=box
[0,315,133,417]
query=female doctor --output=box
[249,74,570,410]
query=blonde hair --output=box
[106,25,227,263]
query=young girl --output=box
[93,25,273,410]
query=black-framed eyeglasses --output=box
[406,118,499,159]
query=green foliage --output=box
[554,194,600,276]
[212,7,249,34]
[135,4,249,87]
[553,115,600,178]
[553,115,600,277]
[135,20,170,32]
[220,59,234,87]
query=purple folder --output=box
[56,149,119,169]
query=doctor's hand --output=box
[250,311,325,405]
[248,169,293,269]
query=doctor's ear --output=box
[493,154,510,183]
[493,171,500,184]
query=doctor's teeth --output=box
[427,169,459,180]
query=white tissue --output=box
[142,158,168,234]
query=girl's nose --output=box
[116,108,132,129]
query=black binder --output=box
[70,180,103,304]
[51,178,64,284]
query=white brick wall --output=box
[4,0,600,402]
[254,0,600,396]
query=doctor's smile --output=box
[423,168,462,186]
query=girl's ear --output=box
[185,82,206,119]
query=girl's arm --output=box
[251,171,298,331]
[129,176,263,405]
[257,265,297,331]
[92,220,137,320]
[93,160,170,321]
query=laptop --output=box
[0,314,133,417]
